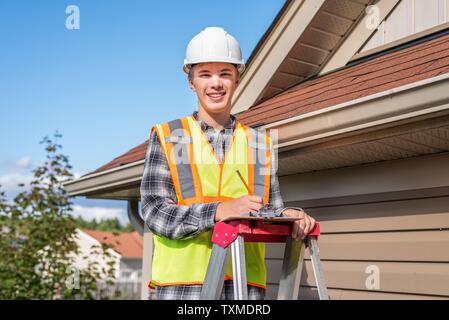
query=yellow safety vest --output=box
[149,115,272,289]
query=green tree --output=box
[74,216,134,233]
[0,132,118,299]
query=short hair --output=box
[188,64,195,81]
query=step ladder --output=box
[199,216,329,300]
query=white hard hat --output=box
[183,27,245,74]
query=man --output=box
[140,27,315,300]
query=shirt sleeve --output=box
[140,129,219,240]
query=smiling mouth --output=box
[206,92,226,98]
[206,92,226,100]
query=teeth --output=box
[208,93,225,97]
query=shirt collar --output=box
[192,111,236,132]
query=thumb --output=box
[292,224,298,239]
[248,195,263,203]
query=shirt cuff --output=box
[196,201,220,231]
[279,207,304,216]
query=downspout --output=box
[127,200,144,235]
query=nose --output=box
[209,74,223,90]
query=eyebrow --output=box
[197,68,233,74]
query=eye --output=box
[221,73,232,77]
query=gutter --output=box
[262,72,449,151]
[62,159,145,196]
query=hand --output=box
[282,209,316,241]
[215,195,263,221]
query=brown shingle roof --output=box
[235,31,449,127]
[86,32,449,176]
[83,229,143,258]
[87,140,149,176]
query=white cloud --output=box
[71,205,128,225]
[0,172,33,198]
[73,171,88,179]
[16,156,33,169]
[0,171,62,199]
[0,156,35,172]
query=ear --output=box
[188,77,196,92]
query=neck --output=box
[197,106,231,131]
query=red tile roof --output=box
[83,229,143,258]
[86,32,449,176]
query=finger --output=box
[292,223,298,240]
[247,195,263,204]
[283,209,298,218]
[302,215,311,236]
[248,202,262,212]
[248,207,259,213]
[296,224,303,242]
[309,217,316,233]
[292,222,301,241]
[293,220,303,241]
[304,216,316,236]
[296,220,305,241]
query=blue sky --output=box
[0,0,285,224]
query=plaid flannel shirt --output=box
[140,111,285,240]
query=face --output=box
[188,62,240,115]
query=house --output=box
[74,229,143,298]
[63,0,449,299]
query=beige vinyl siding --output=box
[264,151,449,300]
[266,286,449,300]
[264,194,449,299]
[361,0,449,53]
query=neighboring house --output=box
[73,229,121,280]
[64,0,449,299]
[74,229,143,298]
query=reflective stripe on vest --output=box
[149,115,271,289]
[165,118,195,199]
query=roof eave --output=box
[263,72,449,151]
[63,159,144,198]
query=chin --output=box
[202,100,230,113]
